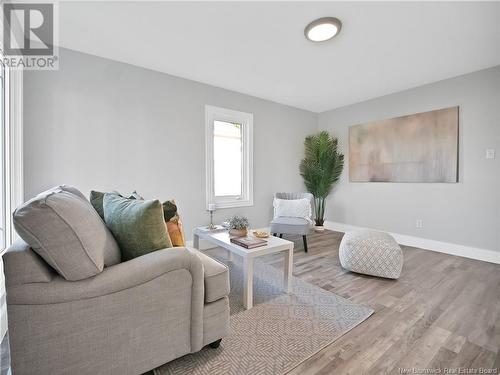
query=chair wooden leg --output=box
[279,233,283,238]
[303,235,308,253]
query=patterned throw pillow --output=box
[163,200,186,247]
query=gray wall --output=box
[24,48,317,237]
[24,49,500,251]
[318,66,500,252]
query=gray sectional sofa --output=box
[3,186,230,374]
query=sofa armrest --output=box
[193,249,230,303]
[8,246,206,352]
[6,247,203,305]
[3,239,55,287]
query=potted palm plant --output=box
[299,131,344,232]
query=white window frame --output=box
[205,105,253,209]
[0,59,23,253]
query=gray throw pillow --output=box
[13,185,120,281]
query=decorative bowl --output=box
[252,230,269,238]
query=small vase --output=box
[229,228,248,237]
[314,225,325,233]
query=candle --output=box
[208,203,216,211]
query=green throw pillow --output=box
[103,193,172,260]
[90,190,143,220]
[90,190,106,220]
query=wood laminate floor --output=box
[264,230,500,375]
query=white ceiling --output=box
[58,1,500,113]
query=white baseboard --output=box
[324,221,500,265]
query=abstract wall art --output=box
[349,106,459,183]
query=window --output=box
[0,58,23,253]
[205,105,253,209]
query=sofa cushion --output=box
[2,239,54,287]
[58,185,87,200]
[103,193,172,261]
[13,186,120,281]
[194,250,230,303]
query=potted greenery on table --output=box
[228,215,249,237]
[300,131,344,232]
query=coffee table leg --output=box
[284,246,293,293]
[193,233,200,249]
[243,257,253,309]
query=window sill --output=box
[211,199,254,210]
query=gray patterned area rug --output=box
[154,251,373,375]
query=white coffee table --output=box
[193,227,294,309]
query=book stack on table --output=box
[230,236,267,249]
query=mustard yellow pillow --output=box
[162,200,186,247]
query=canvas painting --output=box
[349,107,459,183]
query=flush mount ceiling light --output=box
[304,17,342,42]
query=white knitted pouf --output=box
[339,230,403,279]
